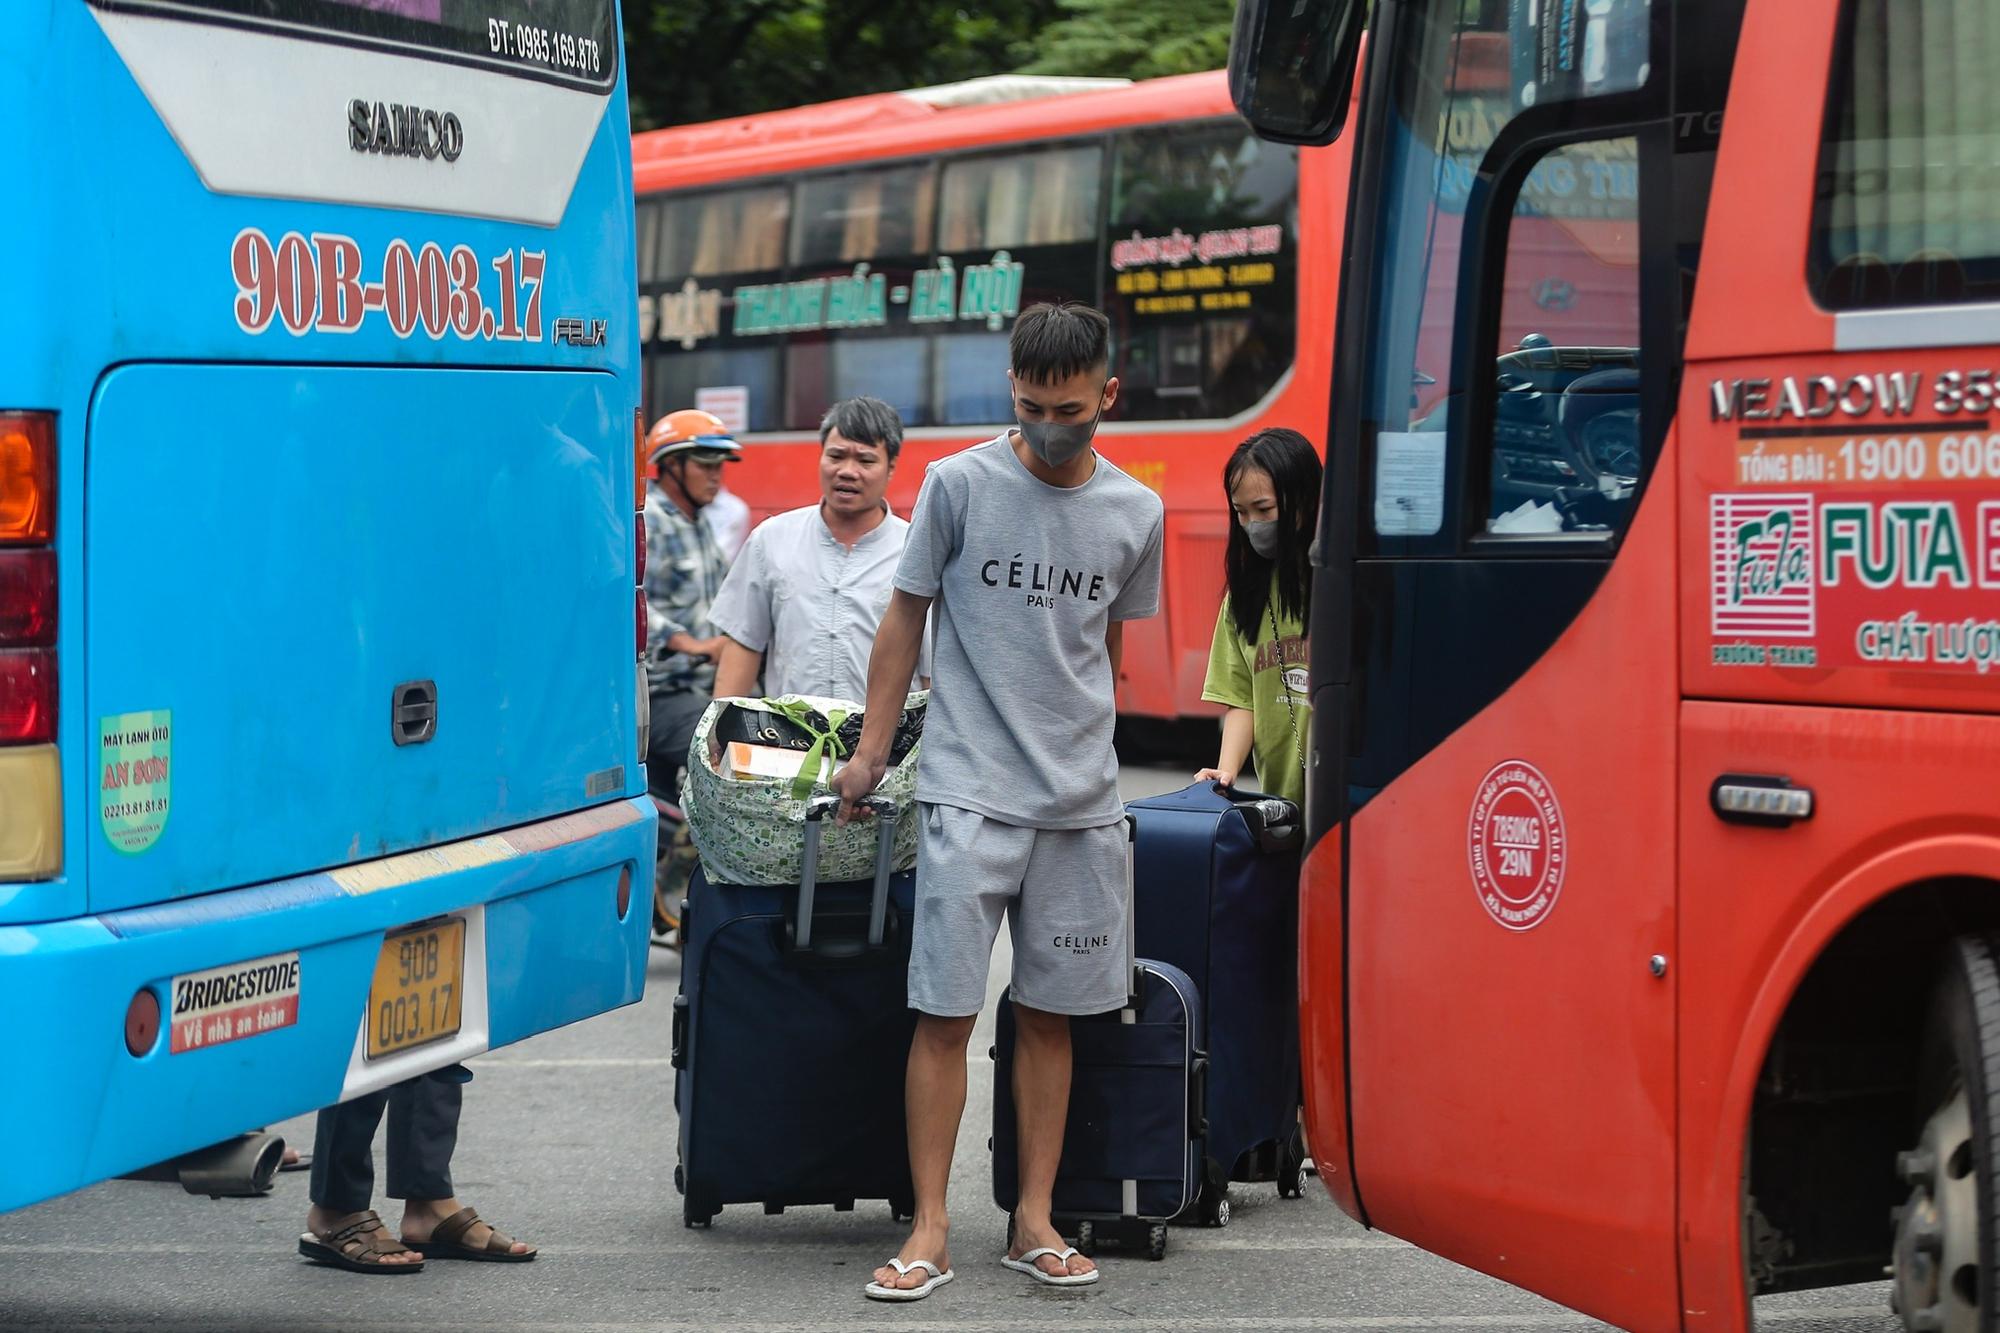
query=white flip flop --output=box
[864,1257,954,1301]
[1001,1245,1100,1287]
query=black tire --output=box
[1075,1219,1096,1257]
[673,1163,685,1196]
[890,1196,914,1224]
[1893,934,2000,1333]
[683,1183,718,1230]
[1147,1221,1169,1261]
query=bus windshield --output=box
[86,0,618,88]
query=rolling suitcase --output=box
[672,794,917,1227]
[1127,781,1307,1222]
[990,819,1207,1260]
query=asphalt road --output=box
[0,766,1902,1333]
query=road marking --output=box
[473,1057,672,1068]
[0,1236,1404,1257]
[0,1313,1892,1333]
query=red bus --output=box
[1233,0,2000,1328]
[631,72,1350,722]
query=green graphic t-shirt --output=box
[1200,579,1310,808]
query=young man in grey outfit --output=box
[832,302,1164,1301]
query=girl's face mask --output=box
[1244,518,1282,559]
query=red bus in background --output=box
[631,72,1350,722]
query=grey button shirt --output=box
[710,503,930,702]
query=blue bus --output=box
[0,0,653,1211]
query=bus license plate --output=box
[365,918,466,1060]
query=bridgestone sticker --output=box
[99,710,172,854]
[170,952,301,1055]
[1468,760,1568,932]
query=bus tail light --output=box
[635,409,649,765]
[0,411,57,879]
[124,988,161,1057]
[0,550,55,645]
[0,414,54,544]
[635,408,647,508]
[0,649,54,744]
[0,743,60,879]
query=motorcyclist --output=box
[643,407,739,787]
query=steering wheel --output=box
[1556,366,1642,484]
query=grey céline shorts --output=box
[907,801,1130,1019]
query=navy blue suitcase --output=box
[990,818,1207,1259]
[991,957,1206,1260]
[672,795,917,1227]
[1127,781,1306,1221]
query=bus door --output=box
[1298,4,1737,1328]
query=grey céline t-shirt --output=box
[893,434,1165,830]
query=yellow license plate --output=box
[365,918,466,1060]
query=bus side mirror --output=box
[1227,0,1367,146]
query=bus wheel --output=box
[1893,936,1997,1333]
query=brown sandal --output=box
[297,1210,426,1274]
[406,1206,537,1263]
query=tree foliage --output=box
[623,0,1060,129]
[1017,0,1235,82]
[621,0,1233,129]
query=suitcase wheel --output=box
[1278,1125,1308,1200]
[1200,1189,1231,1228]
[1146,1222,1168,1261]
[1074,1220,1096,1257]
[683,1184,718,1228]
[889,1197,914,1224]
[763,1202,784,1216]
[834,1199,854,1213]
[673,1164,685,1196]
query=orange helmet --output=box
[646,408,741,467]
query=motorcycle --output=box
[650,791,699,949]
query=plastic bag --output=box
[682,691,925,886]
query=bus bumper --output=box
[0,798,655,1213]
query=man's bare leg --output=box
[873,1012,976,1291]
[1008,1002,1095,1279]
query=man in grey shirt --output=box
[833,303,1164,1302]
[710,397,929,702]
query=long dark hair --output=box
[1224,428,1321,643]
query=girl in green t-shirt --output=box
[1194,428,1322,807]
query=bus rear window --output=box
[1105,122,1300,422]
[86,0,618,90]
[1811,0,2000,309]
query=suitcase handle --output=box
[1189,1050,1209,1141]
[790,793,901,959]
[1210,783,1303,854]
[1123,813,1140,1003]
[671,994,688,1070]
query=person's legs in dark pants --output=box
[392,1065,535,1260]
[308,1089,389,1216]
[384,1063,464,1204]
[301,1067,531,1267]
[302,1089,424,1270]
